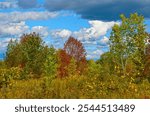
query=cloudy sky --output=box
[0,0,150,60]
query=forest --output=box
[0,13,150,99]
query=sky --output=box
[0,0,150,60]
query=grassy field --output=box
[1,73,150,99]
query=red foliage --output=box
[57,49,71,78]
[64,37,87,73]
[57,37,87,78]
[64,36,86,62]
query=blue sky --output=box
[0,0,150,60]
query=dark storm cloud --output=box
[44,0,150,21]
[18,0,37,9]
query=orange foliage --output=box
[57,49,71,78]
[57,37,87,78]
[64,37,87,74]
[64,36,86,62]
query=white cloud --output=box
[82,40,97,45]
[86,49,104,59]
[50,20,119,40]
[51,29,72,39]
[0,21,29,38]
[100,36,109,43]
[0,41,6,49]
[0,11,58,39]
[86,54,94,59]
[0,11,59,38]
[93,49,104,55]
[0,38,17,52]
[31,26,49,38]
[0,22,50,39]
[0,11,59,23]
[74,20,117,40]
[98,36,109,45]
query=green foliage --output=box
[110,13,147,79]
[143,35,150,81]
[43,46,58,78]
[67,58,77,77]
[5,40,20,67]
[97,52,116,76]
[86,60,101,78]
[5,32,49,78]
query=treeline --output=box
[5,33,87,79]
[0,13,150,98]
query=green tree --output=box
[5,32,48,78]
[44,46,58,78]
[110,13,147,79]
[5,39,20,67]
[87,59,101,78]
[97,52,116,76]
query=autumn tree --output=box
[57,37,87,78]
[57,49,71,78]
[5,32,48,78]
[64,37,86,62]
[64,36,87,74]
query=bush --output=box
[0,67,21,88]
